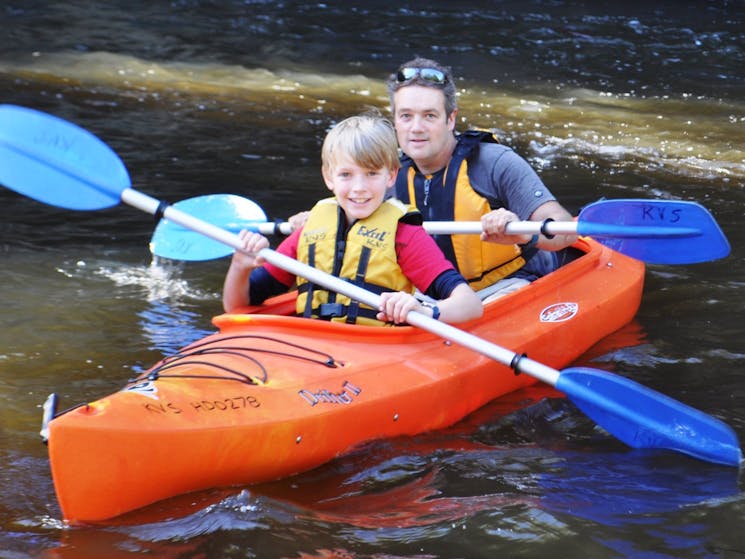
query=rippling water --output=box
[1,2,744,558]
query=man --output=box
[386,57,577,292]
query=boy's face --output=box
[322,154,397,222]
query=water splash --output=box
[97,259,218,303]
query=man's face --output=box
[392,85,456,173]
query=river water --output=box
[1,1,744,558]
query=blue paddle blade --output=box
[556,367,742,467]
[0,104,130,209]
[151,194,268,260]
[579,199,730,264]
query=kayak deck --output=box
[45,238,645,523]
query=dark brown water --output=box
[1,2,744,557]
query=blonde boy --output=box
[223,113,482,325]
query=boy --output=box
[223,113,482,325]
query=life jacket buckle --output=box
[319,303,345,319]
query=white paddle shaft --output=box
[253,220,576,237]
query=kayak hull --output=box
[46,238,645,523]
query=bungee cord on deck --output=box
[128,333,342,387]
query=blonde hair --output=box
[322,112,400,174]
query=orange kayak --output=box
[44,238,644,523]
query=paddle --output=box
[149,193,730,264]
[1,104,741,467]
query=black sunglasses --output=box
[396,67,447,85]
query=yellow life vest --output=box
[395,131,526,291]
[295,197,418,326]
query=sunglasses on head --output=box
[396,67,447,85]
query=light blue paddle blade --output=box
[0,104,130,209]
[556,367,742,467]
[151,194,268,261]
[578,199,730,264]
